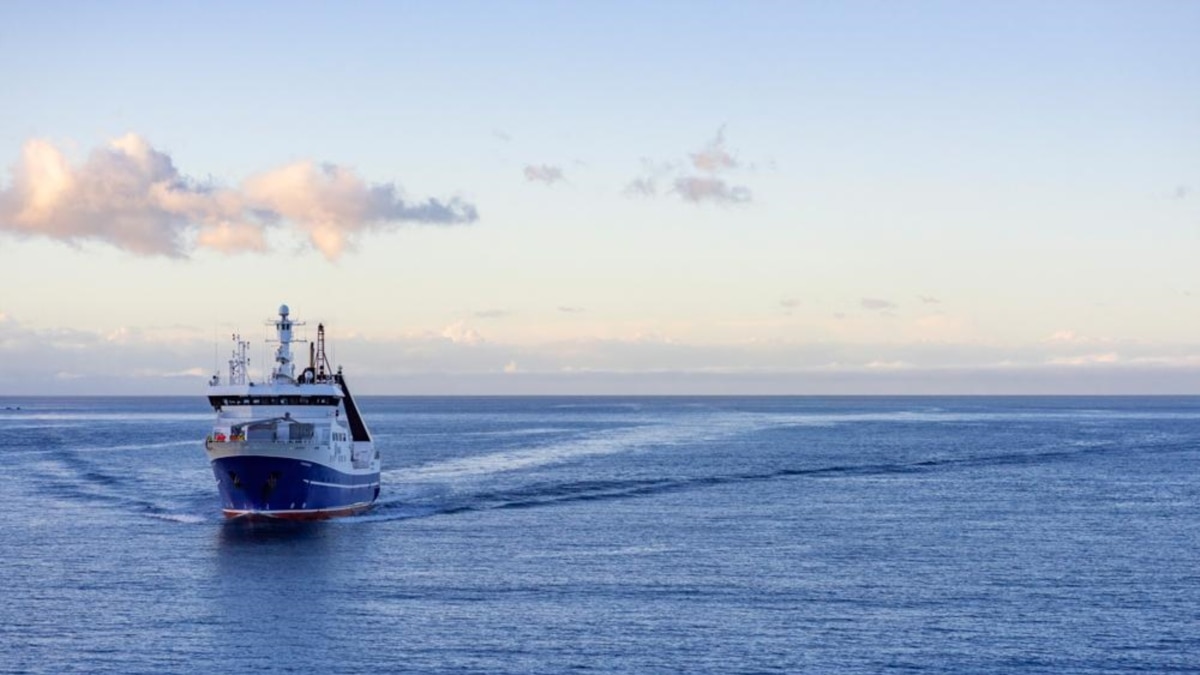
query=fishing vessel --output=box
[203,304,380,519]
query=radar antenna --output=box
[267,303,306,383]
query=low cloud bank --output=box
[2,312,1198,395]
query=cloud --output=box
[918,295,941,304]
[673,176,751,204]
[5,310,1200,395]
[558,306,585,313]
[864,360,912,369]
[626,128,753,205]
[0,135,243,256]
[1045,329,1081,343]
[0,312,212,393]
[440,321,485,345]
[0,134,478,260]
[473,309,512,319]
[623,177,657,197]
[860,298,897,311]
[523,164,565,185]
[690,126,738,173]
[243,160,477,259]
[194,220,270,253]
[1038,330,1131,367]
[1042,330,1119,346]
[1048,352,1120,366]
[780,298,801,310]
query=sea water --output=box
[1,396,1197,673]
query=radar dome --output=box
[279,304,290,316]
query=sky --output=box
[1,0,1198,395]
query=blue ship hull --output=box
[211,455,380,519]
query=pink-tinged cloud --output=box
[0,134,477,260]
[194,221,268,253]
[523,164,565,185]
[0,135,247,256]
[626,128,754,205]
[690,126,738,173]
[673,176,751,204]
[245,160,476,259]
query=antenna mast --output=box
[227,334,250,385]
[315,323,333,382]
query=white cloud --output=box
[864,360,912,369]
[1048,352,1120,366]
[1045,329,1081,343]
[1042,330,1116,346]
[441,321,485,345]
[0,134,478,260]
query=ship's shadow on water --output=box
[216,518,333,546]
[212,520,347,590]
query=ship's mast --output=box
[227,334,250,385]
[270,304,306,383]
[315,323,333,382]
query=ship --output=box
[203,304,380,519]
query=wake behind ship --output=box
[203,304,380,519]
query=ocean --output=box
[1,396,1198,673]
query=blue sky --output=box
[1,0,1198,394]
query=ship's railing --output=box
[207,432,245,443]
[206,433,318,445]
